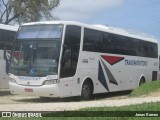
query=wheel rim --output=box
[82,83,90,98]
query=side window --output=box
[102,32,113,53]
[112,35,126,55]
[149,43,158,58]
[60,25,81,78]
[140,41,158,58]
[102,33,140,56]
[4,30,16,50]
[140,41,151,58]
[83,28,102,52]
[126,38,139,56]
[102,33,126,55]
[159,56,160,70]
[0,29,4,50]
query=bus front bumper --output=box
[9,82,60,98]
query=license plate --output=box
[25,88,33,92]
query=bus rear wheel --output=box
[81,81,93,100]
[139,77,145,86]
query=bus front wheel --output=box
[81,81,93,100]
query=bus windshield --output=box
[10,24,63,77]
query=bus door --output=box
[60,25,81,97]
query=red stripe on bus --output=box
[101,55,124,65]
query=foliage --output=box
[0,0,60,25]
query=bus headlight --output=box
[43,80,57,85]
[9,78,17,83]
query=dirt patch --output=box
[149,91,160,97]
[0,90,160,111]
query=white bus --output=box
[9,21,159,99]
[0,24,18,89]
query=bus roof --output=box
[22,21,157,43]
[0,24,18,31]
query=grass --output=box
[80,102,160,111]
[129,80,160,97]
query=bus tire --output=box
[81,80,93,100]
[139,77,145,86]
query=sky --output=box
[54,0,160,40]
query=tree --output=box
[0,0,60,25]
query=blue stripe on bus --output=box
[101,59,118,85]
[98,61,109,91]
